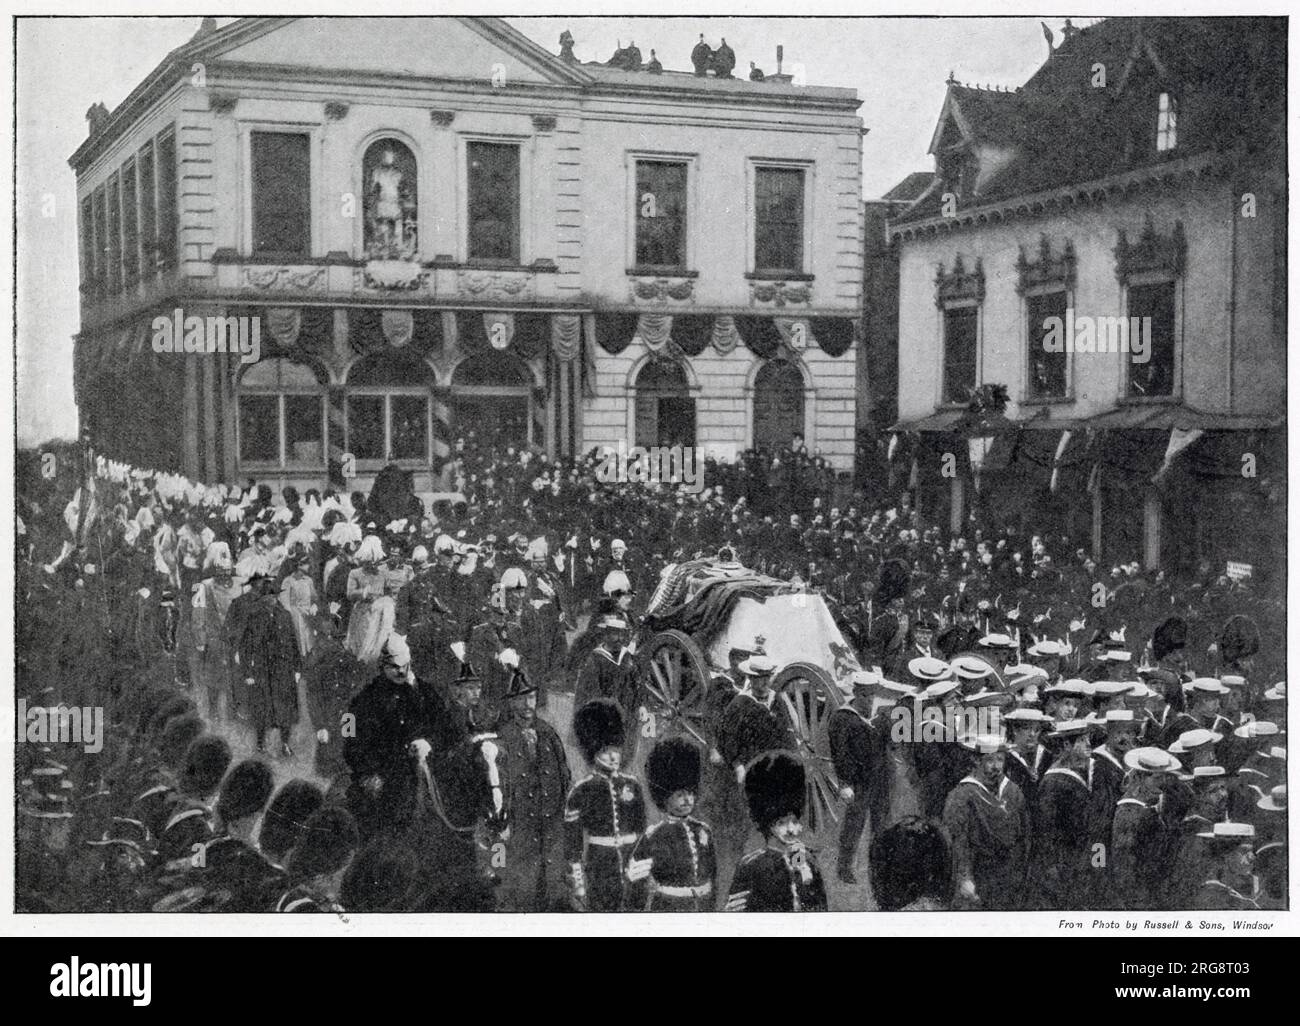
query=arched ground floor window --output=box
[752,358,805,452]
[237,356,326,471]
[634,358,695,448]
[346,349,435,469]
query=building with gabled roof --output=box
[886,17,1284,576]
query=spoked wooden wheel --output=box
[643,630,713,747]
[772,661,846,833]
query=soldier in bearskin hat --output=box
[563,698,648,911]
[632,737,717,911]
[726,750,827,912]
[1151,615,1189,678]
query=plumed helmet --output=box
[1152,616,1188,661]
[744,751,806,834]
[573,698,625,763]
[500,567,528,591]
[603,570,632,596]
[204,541,233,570]
[646,737,702,810]
[355,535,385,564]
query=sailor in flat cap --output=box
[1109,746,1181,908]
[1003,708,1052,806]
[828,670,894,883]
[1192,822,1261,910]
[942,733,1029,910]
[1031,720,1094,909]
[1086,710,1142,901]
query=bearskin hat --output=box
[158,713,205,771]
[1151,616,1188,661]
[289,805,360,880]
[646,737,702,810]
[216,759,275,824]
[573,698,626,763]
[744,751,806,834]
[1219,615,1260,665]
[259,780,325,863]
[875,559,910,605]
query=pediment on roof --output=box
[201,16,588,87]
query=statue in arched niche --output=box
[364,140,418,260]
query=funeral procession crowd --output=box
[14,424,1286,916]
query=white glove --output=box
[839,786,855,802]
[316,729,329,744]
[498,648,520,669]
[409,738,432,762]
[725,890,750,912]
[709,748,724,766]
[626,857,653,883]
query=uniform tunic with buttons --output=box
[633,816,717,911]
[563,768,647,911]
[727,845,827,912]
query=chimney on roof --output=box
[1061,18,1081,42]
[194,16,218,40]
[769,44,793,84]
[85,102,109,137]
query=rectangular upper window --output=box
[137,143,156,275]
[1156,92,1178,152]
[155,130,177,269]
[105,172,122,294]
[467,141,520,263]
[1127,281,1177,398]
[1026,289,1069,399]
[79,195,95,297]
[755,167,805,273]
[121,159,139,287]
[942,305,978,404]
[251,131,311,256]
[635,160,688,269]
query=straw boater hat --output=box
[1123,746,1182,774]
[1234,720,1283,740]
[1168,728,1223,754]
[908,656,952,683]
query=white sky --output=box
[15,12,1083,446]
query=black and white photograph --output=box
[7,3,1293,947]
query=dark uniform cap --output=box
[744,750,806,833]
[646,737,703,810]
[573,698,626,763]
